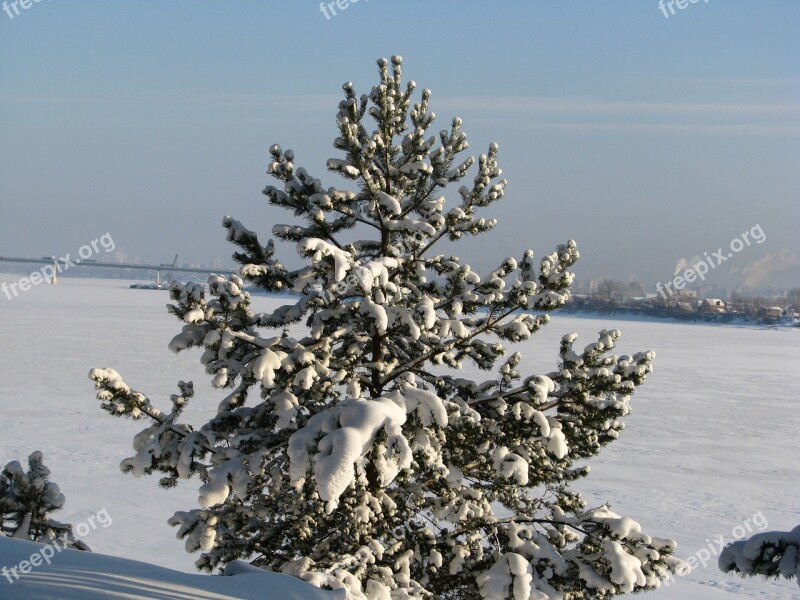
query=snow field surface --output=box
[0,275,797,599]
[0,536,344,599]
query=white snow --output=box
[718,524,800,583]
[288,396,411,513]
[297,238,353,283]
[1,275,798,599]
[375,191,402,215]
[0,536,344,599]
[251,347,284,388]
[603,539,647,592]
[493,446,529,485]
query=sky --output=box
[1,1,798,292]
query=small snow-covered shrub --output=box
[719,524,800,589]
[0,451,89,550]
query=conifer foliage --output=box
[719,524,800,589]
[0,451,89,550]
[90,56,687,598]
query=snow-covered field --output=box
[1,275,797,599]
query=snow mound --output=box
[0,536,344,599]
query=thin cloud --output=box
[3,93,797,135]
[430,96,800,136]
[517,121,800,136]
[0,95,110,105]
[679,76,800,87]
[0,92,340,112]
[435,96,800,115]
[153,92,341,112]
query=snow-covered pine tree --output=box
[719,524,800,588]
[89,55,687,598]
[0,451,89,550]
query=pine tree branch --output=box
[467,386,560,411]
[494,516,596,539]
[447,516,596,542]
[379,307,518,386]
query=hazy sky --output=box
[1,1,798,290]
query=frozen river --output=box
[1,276,797,599]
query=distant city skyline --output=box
[1,2,798,291]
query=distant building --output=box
[764,306,783,319]
[666,299,695,312]
[700,299,727,313]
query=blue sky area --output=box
[1,1,798,291]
